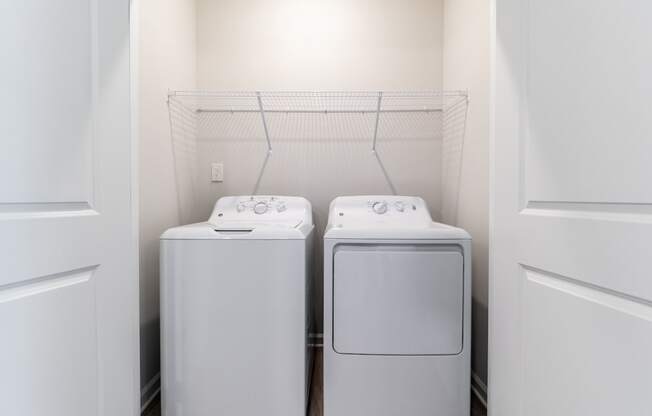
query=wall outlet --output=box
[211,163,224,182]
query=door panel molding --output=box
[521,201,652,224]
[522,265,652,321]
[1,0,100,207]
[0,264,99,416]
[0,202,97,220]
[0,265,98,303]
[520,264,652,416]
[518,0,652,206]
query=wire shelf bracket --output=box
[255,91,272,152]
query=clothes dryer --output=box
[323,196,471,416]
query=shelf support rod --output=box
[256,91,272,151]
[373,151,398,196]
[253,91,272,195]
[371,91,383,151]
[370,91,397,195]
[252,149,271,195]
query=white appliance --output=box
[323,196,471,416]
[160,196,314,416]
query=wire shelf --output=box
[168,90,468,224]
[171,89,464,107]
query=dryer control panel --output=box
[328,196,433,229]
[208,196,312,229]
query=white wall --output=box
[196,0,444,90]
[193,0,445,329]
[443,0,491,395]
[137,0,196,404]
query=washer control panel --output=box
[208,196,311,228]
[233,197,289,215]
[329,196,432,228]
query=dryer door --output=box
[333,244,463,355]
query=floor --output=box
[143,352,487,416]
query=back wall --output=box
[197,0,444,90]
[194,0,446,330]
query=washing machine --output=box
[160,196,314,416]
[323,195,471,416]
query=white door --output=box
[0,1,139,415]
[491,1,652,415]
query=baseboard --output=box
[139,368,485,412]
[471,371,488,408]
[141,372,161,414]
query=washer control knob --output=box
[276,202,287,212]
[236,202,246,213]
[394,201,405,212]
[372,201,388,214]
[253,202,268,215]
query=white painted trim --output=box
[487,0,497,414]
[140,372,161,414]
[129,1,142,415]
[471,371,488,408]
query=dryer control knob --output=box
[372,201,388,214]
[236,202,246,213]
[276,202,287,212]
[253,202,268,215]
[394,201,405,212]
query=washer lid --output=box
[324,195,470,240]
[161,196,313,240]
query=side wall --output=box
[443,0,491,398]
[137,0,196,407]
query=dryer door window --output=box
[333,244,463,355]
